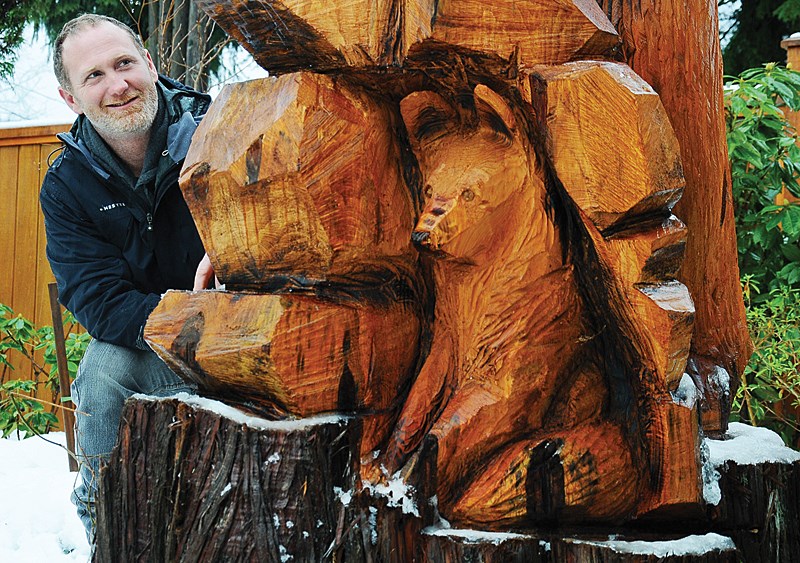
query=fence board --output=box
[0,146,19,314]
[0,124,73,429]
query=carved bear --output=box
[376,84,643,526]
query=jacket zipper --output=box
[146,213,154,231]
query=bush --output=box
[725,63,800,446]
[726,62,800,296]
[732,279,800,446]
[0,303,90,439]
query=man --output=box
[40,14,215,541]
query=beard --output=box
[84,81,159,136]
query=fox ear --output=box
[473,84,516,140]
[400,91,458,148]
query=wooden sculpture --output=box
[95,1,768,560]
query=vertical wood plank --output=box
[0,146,20,386]
[0,146,19,313]
[13,145,45,384]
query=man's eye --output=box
[86,71,101,80]
[119,59,133,67]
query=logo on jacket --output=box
[99,202,127,211]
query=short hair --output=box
[54,14,148,91]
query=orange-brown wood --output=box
[523,61,702,517]
[196,0,620,74]
[375,83,689,524]
[0,131,69,428]
[522,62,684,233]
[180,73,419,292]
[146,0,735,531]
[145,290,421,418]
[596,0,752,434]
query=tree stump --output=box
[95,396,799,562]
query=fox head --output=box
[401,85,530,260]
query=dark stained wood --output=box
[195,0,620,75]
[94,396,361,562]
[709,459,800,562]
[94,396,436,562]
[595,0,753,434]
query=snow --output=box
[0,432,91,562]
[424,527,530,545]
[334,486,353,506]
[567,533,736,557]
[136,392,349,431]
[702,422,800,505]
[362,471,419,516]
[707,422,800,466]
[671,373,699,409]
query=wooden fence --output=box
[0,122,72,408]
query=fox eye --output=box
[423,185,433,198]
[462,188,475,202]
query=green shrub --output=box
[725,62,800,296]
[725,63,800,446]
[732,279,800,446]
[0,303,90,439]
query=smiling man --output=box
[40,14,214,543]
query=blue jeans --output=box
[70,339,196,543]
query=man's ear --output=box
[144,50,158,82]
[58,87,84,115]
[400,91,457,149]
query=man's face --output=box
[58,22,159,136]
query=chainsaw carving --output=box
[138,0,750,535]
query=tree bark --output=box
[595,0,753,434]
[94,395,436,562]
[96,397,800,562]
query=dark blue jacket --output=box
[40,76,211,349]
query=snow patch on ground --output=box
[0,433,91,562]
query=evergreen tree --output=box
[0,0,230,89]
[722,0,800,74]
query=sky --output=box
[0,24,268,126]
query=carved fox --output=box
[375,84,642,525]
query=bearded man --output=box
[40,14,216,542]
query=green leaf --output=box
[781,205,800,237]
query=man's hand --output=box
[193,253,219,290]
